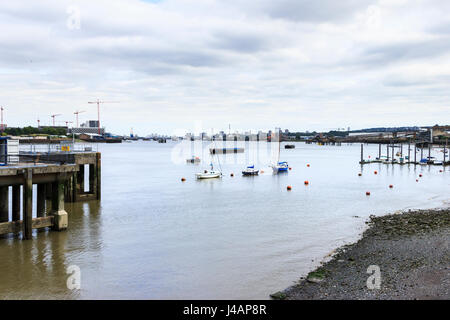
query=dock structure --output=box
[0,148,101,240]
[358,142,449,166]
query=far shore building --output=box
[70,120,105,136]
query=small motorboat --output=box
[242,165,259,176]
[284,144,295,149]
[186,156,201,164]
[419,158,428,165]
[271,161,289,173]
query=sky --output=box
[1,0,449,136]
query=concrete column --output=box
[36,184,46,218]
[50,176,68,231]
[12,185,20,221]
[0,186,9,223]
[23,169,33,240]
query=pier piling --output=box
[0,186,8,223]
[23,169,33,240]
[12,185,20,222]
[50,175,68,232]
[37,184,46,218]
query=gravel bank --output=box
[272,209,450,300]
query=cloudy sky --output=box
[1,0,449,135]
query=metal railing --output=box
[19,142,98,154]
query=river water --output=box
[0,141,449,299]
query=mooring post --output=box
[12,185,20,221]
[408,140,411,163]
[386,144,389,161]
[391,144,394,162]
[23,169,33,240]
[36,184,46,218]
[421,146,423,161]
[89,164,96,195]
[378,143,381,159]
[96,153,101,200]
[428,143,431,160]
[50,174,68,231]
[400,144,403,157]
[445,140,447,164]
[360,144,363,163]
[414,143,417,164]
[0,186,9,223]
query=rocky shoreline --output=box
[271,209,450,300]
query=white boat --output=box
[196,170,222,179]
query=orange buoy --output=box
[439,169,443,172]
[366,191,371,196]
[416,179,419,182]
[358,173,362,176]
[304,180,309,185]
[181,178,186,182]
[307,164,310,167]
[419,174,422,177]
[374,171,378,175]
[389,185,393,188]
[289,167,292,170]
[287,185,292,191]
[230,173,234,177]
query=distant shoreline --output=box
[271,209,450,300]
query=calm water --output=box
[0,141,449,299]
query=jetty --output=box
[0,141,101,240]
[358,142,449,166]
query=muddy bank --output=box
[272,209,450,300]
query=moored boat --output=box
[242,165,259,176]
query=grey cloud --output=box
[210,31,269,53]
[356,38,450,67]
[228,0,375,22]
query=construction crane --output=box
[74,110,86,127]
[51,114,62,126]
[87,99,120,135]
[0,106,4,132]
[64,121,73,127]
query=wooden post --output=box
[386,144,389,161]
[36,184,46,218]
[400,144,403,157]
[428,143,431,160]
[77,164,85,193]
[96,153,101,200]
[0,186,9,223]
[420,146,423,161]
[12,185,20,221]
[89,164,96,195]
[23,169,33,240]
[378,143,381,160]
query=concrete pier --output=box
[0,151,101,240]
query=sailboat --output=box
[196,130,222,179]
[242,165,259,176]
[271,128,289,174]
[196,162,222,179]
